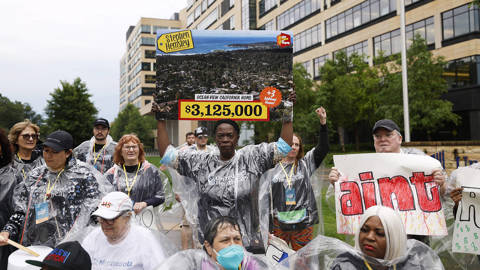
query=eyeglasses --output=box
[97,213,126,224]
[122,145,138,150]
[197,135,208,139]
[21,134,38,140]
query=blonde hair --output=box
[8,120,40,151]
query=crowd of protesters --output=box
[0,96,476,270]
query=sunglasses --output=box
[21,134,38,140]
[197,135,208,139]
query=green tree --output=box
[44,78,98,147]
[0,93,44,130]
[110,104,157,149]
[375,35,460,140]
[318,51,380,151]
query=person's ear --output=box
[204,240,213,257]
[65,149,73,158]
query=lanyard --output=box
[92,144,107,164]
[45,169,64,201]
[280,162,295,188]
[123,163,140,197]
[363,259,396,270]
[17,153,26,179]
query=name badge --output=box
[35,202,49,224]
[285,187,296,205]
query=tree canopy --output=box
[44,78,98,147]
[110,103,157,149]
[0,93,43,131]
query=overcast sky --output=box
[0,0,187,123]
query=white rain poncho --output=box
[156,249,272,270]
[105,160,166,207]
[2,157,113,247]
[161,138,291,253]
[275,235,444,270]
[11,152,45,184]
[73,135,117,174]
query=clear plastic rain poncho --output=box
[73,135,117,174]
[259,125,329,233]
[11,151,45,184]
[2,157,113,247]
[105,160,166,207]
[0,164,16,268]
[156,249,273,270]
[275,235,444,270]
[161,138,291,253]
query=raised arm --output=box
[152,100,170,157]
[280,91,296,146]
[313,107,329,167]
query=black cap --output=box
[26,241,91,270]
[372,119,401,134]
[43,130,73,151]
[93,118,110,129]
[194,126,208,137]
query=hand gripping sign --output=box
[334,153,448,236]
[452,167,480,255]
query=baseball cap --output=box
[194,126,208,137]
[43,130,74,151]
[25,241,91,270]
[92,192,133,220]
[372,119,401,134]
[93,118,110,129]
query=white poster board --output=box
[134,205,162,231]
[452,167,480,254]
[334,153,447,236]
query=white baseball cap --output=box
[92,192,133,219]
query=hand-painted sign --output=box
[452,167,480,254]
[334,153,447,236]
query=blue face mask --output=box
[214,244,244,270]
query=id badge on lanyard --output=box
[285,187,296,205]
[35,202,49,224]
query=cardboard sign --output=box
[334,153,447,236]
[452,167,480,254]
[155,30,293,121]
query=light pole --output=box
[400,0,411,142]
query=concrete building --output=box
[121,0,480,142]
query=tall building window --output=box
[195,5,202,19]
[444,55,480,89]
[141,37,155,46]
[202,0,208,11]
[302,60,312,77]
[293,23,321,53]
[221,0,234,16]
[374,17,434,58]
[313,54,329,79]
[442,4,480,40]
[153,26,168,34]
[208,0,216,6]
[141,25,151,34]
[145,50,156,59]
[334,40,368,59]
[197,7,218,29]
[259,0,277,17]
[145,74,156,84]
[187,13,194,27]
[277,0,321,30]
[326,0,396,40]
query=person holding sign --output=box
[74,118,117,174]
[264,107,329,251]
[331,205,444,270]
[0,130,109,248]
[328,119,446,244]
[105,134,166,214]
[153,92,294,254]
[8,120,45,184]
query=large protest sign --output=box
[334,153,448,236]
[452,167,480,255]
[155,30,293,121]
[134,205,162,231]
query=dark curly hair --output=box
[203,216,241,251]
[0,129,13,167]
